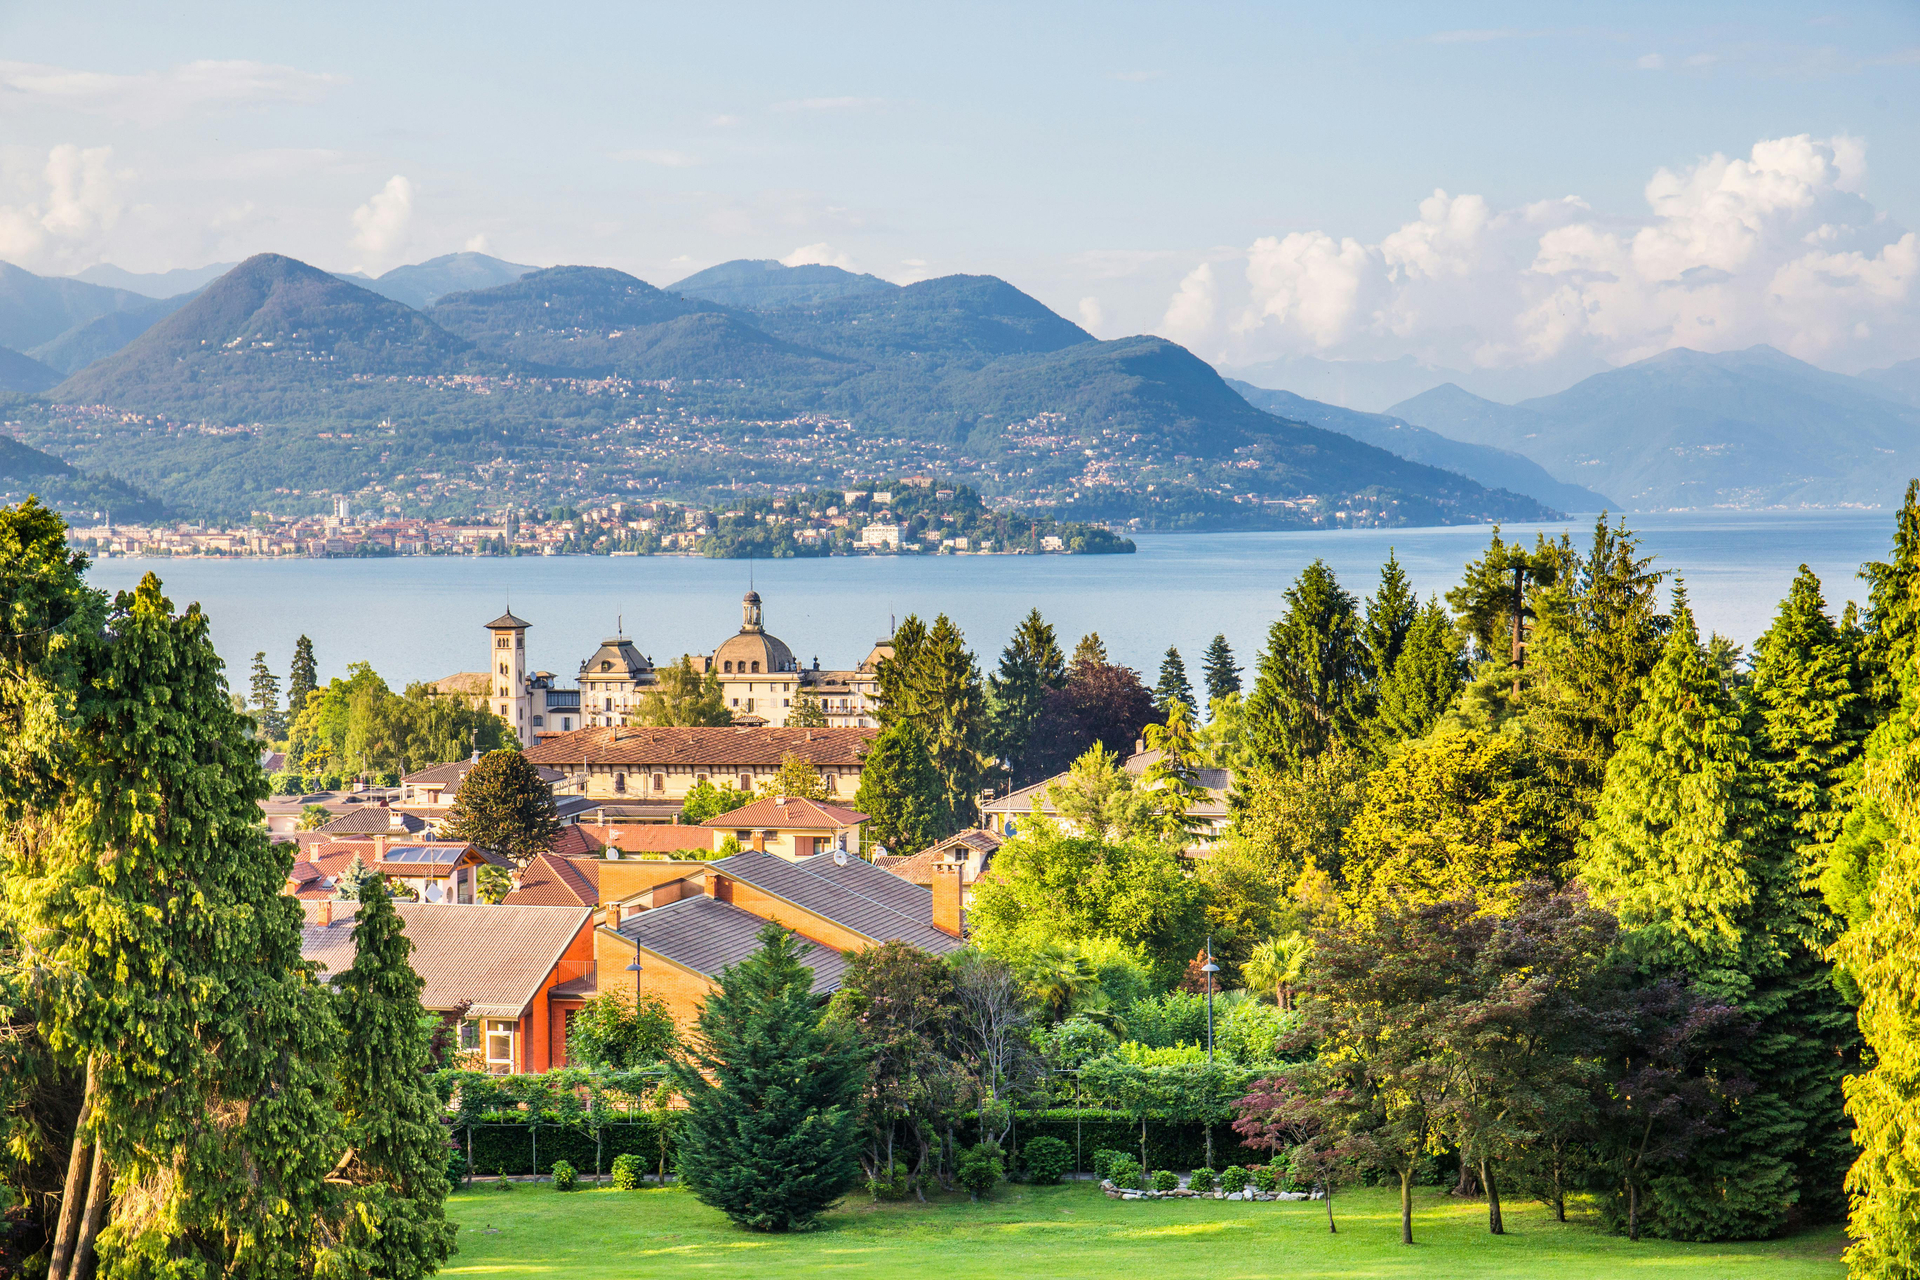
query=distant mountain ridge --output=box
[1388,345,1920,509]
[0,425,165,520]
[671,259,894,309]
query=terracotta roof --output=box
[313,807,429,837]
[548,825,603,858]
[504,852,599,907]
[712,850,961,954]
[301,901,592,1018]
[700,796,868,829]
[523,725,875,770]
[486,611,533,629]
[879,829,1002,886]
[582,823,717,856]
[619,895,849,994]
[400,758,565,788]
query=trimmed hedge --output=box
[450,1118,675,1178]
[1008,1109,1243,1174]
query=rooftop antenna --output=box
[618,613,623,637]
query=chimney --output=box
[318,899,333,927]
[606,902,621,928]
[373,835,387,858]
[932,861,964,939]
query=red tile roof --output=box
[504,852,600,908]
[523,725,874,770]
[581,823,716,856]
[548,825,604,858]
[700,797,869,829]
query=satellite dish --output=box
[832,850,850,867]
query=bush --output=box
[1251,1166,1279,1194]
[1091,1148,1126,1181]
[270,769,304,795]
[1188,1167,1215,1193]
[611,1153,644,1190]
[955,1142,1005,1201]
[1153,1169,1180,1192]
[496,1166,513,1191]
[1022,1135,1073,1185]
[1107,1155,1144,1190]
[446,1149,468,1184]
[866,1162,910,1201]
[1220,1164,1249,1192]
[550,1160,576,1192]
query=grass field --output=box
[443,1180,1847,1280]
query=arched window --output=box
[723,661,733,673]
[614,773,627,794]
[751,661,761,674]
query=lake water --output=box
[84,511,1901,690]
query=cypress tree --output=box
[1362,550,1419,689]
[289,633,319,719]
[874,615,988,832]
[332,878,456,1280]
[1201,633,1241,707]
[1581,594,1815,1239]
[672,924,867,1232]
[1370,598,1467,748]
[986,609,1067,783]
[1243,559,1365,770]
[250,651,285,741]
[853,720,945,856]
[1153,646,1195,718]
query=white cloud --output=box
[772,96,884,112]
[614,149,699,167]
[1637,53,1666,70]
[0,144,123,271]
[1168,134,1919,373]
[0,59,340,121]
[1077,296,1105,333]
[781,242,856,269]
[464,233,489,253]
[349,175,413,269]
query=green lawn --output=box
[443,1180,1846,1280]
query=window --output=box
[532,715,543,727]
[484,1018,515,1072]
[824,774,837,795]
[723,660,733,673]
[459,1019,480,1051]
[652,774,665,792]
[497,637,508,649]
[516,635,524,649]
[498,662,508,675]
[604,697,613,712]
[696,773,708,785]
[738,774,751,791]
[614,773,627,793]
[751,661,761,674]
[746,697,754,713]
[562,717,572,731]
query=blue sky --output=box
[3,1,1915,395]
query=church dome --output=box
[715,591,795,674]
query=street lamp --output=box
[625,955,643,1003]
[1202,935,1221,1064]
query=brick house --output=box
[285,837,505,903]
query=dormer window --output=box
[600,660,611,672]
[724,661,733,673]
[751,661,760,674]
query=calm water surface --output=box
[85,512,1898,688]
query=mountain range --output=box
[1387,346,1920,510]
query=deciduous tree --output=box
[634,655,731,727]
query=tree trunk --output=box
[1325,1180,1336,1233]
[1509,566,1526,695]
[46,1061,97,1280]
[1628,1179,1640,1243]
[1139,1117,1148,1178]
[1453,1160,1480,1198]
[1400,1168,1414,1245]
[71,1146,111,1280]
[1481,1158,1503,1235]
[1205,1123,1214,1171]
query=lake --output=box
[84,511,1900,690]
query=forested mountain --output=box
[1229,379,1613,512]
[1390,345,1920,509]
[0,424,164,519]
[0,262,153,352]
[671,258,894,308]
[1862,355,1920,407]
[28,292,198,375]
[360,251,535,309]
[0,345,61,393]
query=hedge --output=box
[1008,1109,1245,1174]
[450,1117,677,1179]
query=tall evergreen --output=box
[1153,646,1195,718]
[1860,478,1920,715]
[874,615,989,831]
[1070,632,1108,677]
[853,720,946,856]
[672,924,868,1232]
[1370,598,1467,748]
[1581,595,1827,1239]
[440,748,561,867]
[288,633,318,719]
[332,879,456,1280]
[986,609,1067,783]
[1362,550,1419,687]
[1201,633,1241,707]
[249,651,284,741]
[1243,559,1365,770]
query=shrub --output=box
[1022,1135,1073,1185]
[1220,1165,1250,1192]
[866,1162,910,1201]
[1153,1169,1179,1192]
[1188,1167,1216,1193]
[1091,1148,1126,1181]
[1251,1166,1279,1194]
[550,1160,576,1192]
[1107,1156,1144,1190]
[955,1142,1005,1201]
[270,769,304,795]
[611,1153,644,1190]
[446,1150,468,1184]
[496,1166,513,1192]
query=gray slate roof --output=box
[619,895,850,994]
[709,850,962,954]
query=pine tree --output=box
[1860,478,1920,715]
[874,615,989,831]
[671,924,868,1232]
[249,650,285,741]
[332,878,456,1280]
[1070,632,1108,677]
[289,632,318,719]
[1201,633,1241,708]
[1580,595,1813,1240]
[1370,599,1466,748]
[986,609,1067,783]
[1153,646,1195,718]
[335,852,379,901]
[1243,559,1365,770]
[439,748,560,867]
[853,721,945,856]
[2,564,344,1278]
[1362,550,1419,690]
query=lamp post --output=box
[1202,935,1220,1064]
[626,955,643,1003]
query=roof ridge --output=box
[781,854,936,932]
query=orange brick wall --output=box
[599,860,710,904]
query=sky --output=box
[2,0,1917,403]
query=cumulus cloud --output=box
[1170,134,1917,374]
[464,233,489,253]
[780,242,856,269]
[1077,296,1106,333]
[0,144,123,271]
[349,175,413,269]
[0,59,340,121]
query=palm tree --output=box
[1243,934,1312,1010]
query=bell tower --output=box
[485,609,533,743]
[741,590,764,634]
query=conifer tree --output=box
[672,924,867,1232]
[289,632,319,718]
[250,650,285,741]
[1243,560,1364,770]
[854,721,945,856]
[1581,595,1823,1240]
[1362,550,1418,689]
[787,691,829,727]
[1860,478,1920,715]
[986,609,1067,782]
[1070,632,1108,677]
[874,615,989,831]
[1201,633,1241,708]
[332,878,456,1280]
[1370,599,1466,748]
[439,748,560,867]
[873,616,928,726]
[335,852,379,901]
[1153,646,1195,718]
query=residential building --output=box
[855,522,903,549]
[577,633,654,727]
[699,796,867,860]
[301,901,594,1074]
[872,828,1001,899]
[393,757,571,824]
[521,724,875,812]
[285,837,504,904]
